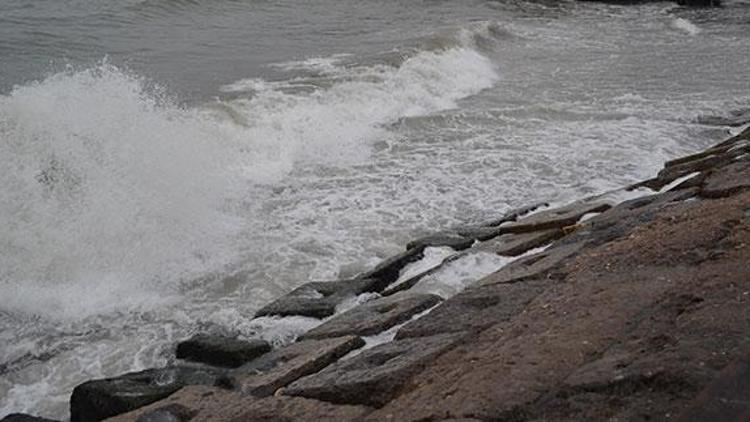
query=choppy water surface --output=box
[1,0,750,418]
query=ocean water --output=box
[1,0,750,418]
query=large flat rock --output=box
[476,241,584,286]
[255,278,377,319]
[499,201,611,234]
[219,335,364,397]
[283,333,465,407]
[700,159,750,198]
[106,385,373,422]
[70,366,223,422]
[175,335,270,368]
[395,280,547,339]
[474,229,565,256]
[406,232,475,251]
[299,293,442,340]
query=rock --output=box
[283,333,465,407]
[560,189,699,248]
[106,385,373,422]
[175,335,271,368]
[69,366,223,422]
[476,242,585,286]
[475,229,565,256]
[478,202,549,227]
[406,232,475,251]
[700,160,750,198]
[453,225,505,242]
[395,280,547,339]
[499,201,611,234]
[299,293,442,340]
[677,348,750,422]
[255,278,378,318]
[135,404,196,422]
[381,254,459,296]
[364,190,750,421]
[0,415,58,422]
[356,248,426,288]
[219,336,364,396]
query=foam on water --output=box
[670,17,702,36]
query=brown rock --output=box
[365,192,750,421]
[106,386,372,422]
[677,348,750,422]
[476,241,584,286]
[700,160,750,198]
[300,293,442,340]
[219,336,364,396]
[499,201,611,234]
[283,333,465,407]
[475,229,565,256]
[395,280,547,339]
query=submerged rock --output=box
[175,335,271,368]
[69,366,223,422]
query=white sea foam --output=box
[0,37,499,321]
[671,17,702,36]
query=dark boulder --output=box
[0,415,58,422]
[70,366,223,422]
[175,335,270,368]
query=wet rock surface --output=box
[107,386,372,422]
[475,228,565,256]
[283,333,465,407]
[70,366,223,422]
[219,336,364,397]
[300,293,441,340]
[395,280,547,339]
[175,335,270,368]
[254,278,377,318]
[499,200,611,234]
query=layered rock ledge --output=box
[7,127,750,422]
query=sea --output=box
[1,0,749,418]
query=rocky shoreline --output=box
[4,125,750,422]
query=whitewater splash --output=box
[0,31,499,321]
[671,17,702,35]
